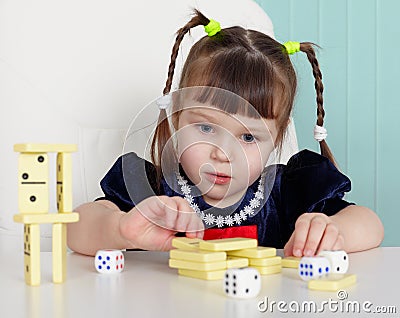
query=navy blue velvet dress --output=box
[98,149,353,248]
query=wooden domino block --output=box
[178,268,226,280]
[24,224,41,286]
[308,274,357,291]
[52,223,67,283]
[282,256,301,268]
[14,212,79,224]
[171,237,202,250]
[199,238,257,252]
[226,256,249,268]
[251,264,282,275]
[249,256,281,267]
[18,153,49,213]
[228,246,276,258]
[57,153,73,212]
[169,259,226,271]
[14,143,77,153]
[170,249,226,263]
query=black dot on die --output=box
[38,156,45,163]
[225,281,228,286]
[255,275,258,280]
[233,275,236,280]
[22,173,29,180]
[233,290,236,295]
[233,282,236,287]
[225,273,229,279]
[246,288,249,293]
[344,255,347,260]
[337,267,340,271]
[30,196,36,202]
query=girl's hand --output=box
[283,212,344,257]
[118,196,204,251]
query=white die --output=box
[95,249,124,274]
[298,256,330,281]
[224,267,261,299]
[318,250,349,274]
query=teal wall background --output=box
[256,0,400,246]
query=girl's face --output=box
[176,105,277,208]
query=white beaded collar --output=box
[176,172,266,228]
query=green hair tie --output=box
[283,41,300,55]
[204,19,221,37]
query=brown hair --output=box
[151,9,336,183]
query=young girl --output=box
[67,10,383,257]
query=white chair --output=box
[0,0,298,251]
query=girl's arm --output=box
[67,200,130,256]
[67,196,204,256]
[330,205,384,252]
[283,205,384,257]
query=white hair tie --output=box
[156,94,171,110]
[314,125,327,142]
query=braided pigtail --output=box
[151,10,213,184]
[300,42,338,168]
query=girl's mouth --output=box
[205,172,232,185]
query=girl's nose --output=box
[210,145,230,162]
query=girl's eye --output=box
[241,134,255,143]
[199,124,214,133]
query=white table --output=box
[0,232,399,318]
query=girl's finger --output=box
[174,197,199,232]
[316,222,339,254]
[332,234,345,251]
[302,215,327,256]
[292,215,312,257]
[186,214,204,237]
[283,232,295,257]
[162,197,180,230]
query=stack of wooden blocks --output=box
[13,143,79,286]
[169,237,282,280]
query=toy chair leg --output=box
[24,224,41,286]
[52,223,67,283]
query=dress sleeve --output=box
[279,149,354,243]
[97,152,161,212]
